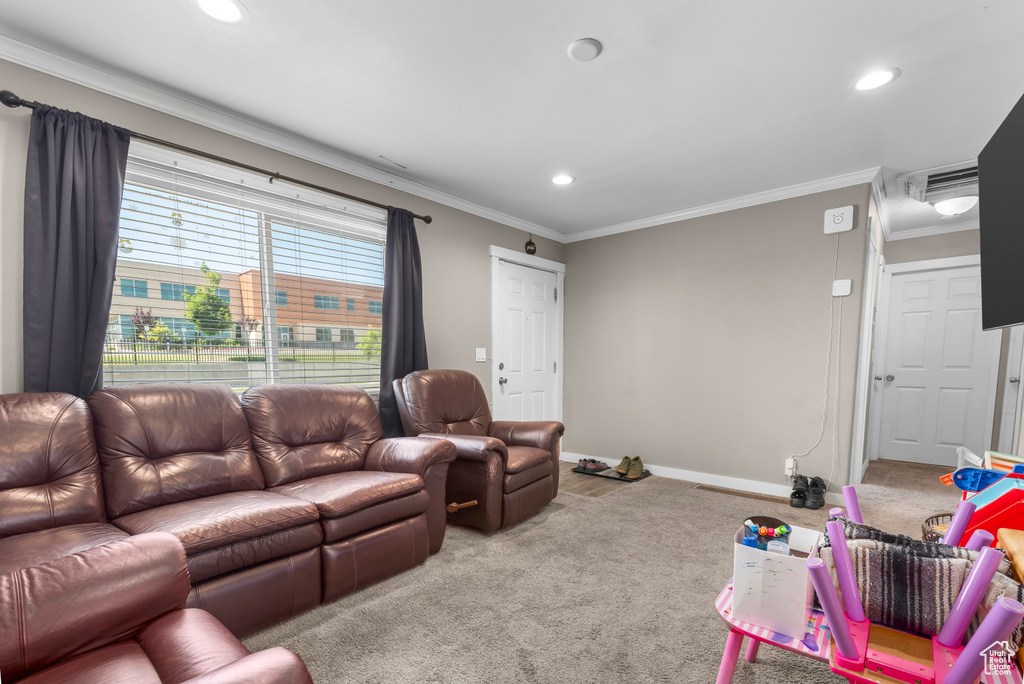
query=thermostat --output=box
[824,206,854,234]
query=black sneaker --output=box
[790,489,806,508]
[805,476,826,510]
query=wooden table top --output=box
[997,528,1024,582]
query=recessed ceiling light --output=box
[567,39,602,63]
[194,0,248,23]
[552,174,575,185]
[932,196,978,216]
[854,68,901,91]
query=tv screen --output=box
[980,91,1024,330]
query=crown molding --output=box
[0,34,567,243]
[562,167,882,243]
[886,218,980,241]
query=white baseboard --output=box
[563,452,844,507]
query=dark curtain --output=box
[23,106,131,397]
[378,206,428,436]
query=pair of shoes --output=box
[805,476,826,510]
[577,458,608,472]
[616,455,644,480]
[790,474,808,508]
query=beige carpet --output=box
[244,459,960,683]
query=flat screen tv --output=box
[980,91,1024,330]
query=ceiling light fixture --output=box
[854,68,901,91]
[552,174,575,185]
[932,195,979,216]
[567,38,602,63]
[194,0,248,23]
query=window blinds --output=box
[103,141,387,394]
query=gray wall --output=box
[0,58,563,396]
[563,186,872,489]
[884,229,979,264]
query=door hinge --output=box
[554,287,558,302]
[553,361,557,373]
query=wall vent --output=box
[896,161,978,203]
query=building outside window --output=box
[339,328,356,350]
[120,279,148,298]
[346,298,354,312]
[217,288,230,304]
[369,300,383,314]
[314,294,340,310]
[276,290,288,306]
[316,327,333,342]
[277,326,294,346]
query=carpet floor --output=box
[244,460,960,683]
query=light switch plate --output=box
[475,348,486,362]
[824,205,854,234]
[832,279,852,297]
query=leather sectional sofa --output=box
[0,532,313,683]
[0,383,456,641]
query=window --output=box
[346,298,355,312]
[120,279,148,298]
[338,328,355,350]
[369,300,383,314]
[103,141,386,392]
[160,283,196,301]
[314,294,339,310]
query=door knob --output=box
[498,377,507,386]
[874,375,882,381]
[1012,377,1021,384]
[885,374,895,382]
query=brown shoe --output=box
[616,456,632,474]
[626,455,644,480]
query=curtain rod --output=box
[0,89,432,224]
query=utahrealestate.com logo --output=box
[984,640,1017,676]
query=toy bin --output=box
[731,516,822,640]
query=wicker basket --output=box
[922,513,953,542]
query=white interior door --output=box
[491,253,561,421]
[874,262,1000,466]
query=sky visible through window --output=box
[117,184,384,287]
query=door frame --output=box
[866,254,1000,465]
[997,325,1024,454]
[489,245,565,421]
[848,222,882,485]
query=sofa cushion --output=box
[185,522,323,583]
[89,384,264,518]
[399,369,492,436]
[0,392,107,537]
[270,470,424,518]
[504,446,551,474]
[112,491,319,556]
[0,522,129,575]
[18,641,161,684]
[320,491,429,543]
[242,385,384,487]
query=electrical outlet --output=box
[785,457,798,478]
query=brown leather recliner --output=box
[241,384,456,603]
[393,369,565,532]
[0,532,312,683]
[0,392,130,575]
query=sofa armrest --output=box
[0,532,190,682]
[489,421,565,452]
[182,648,313,684]
[418,433,508,465]
[365,437,457,477]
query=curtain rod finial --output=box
[1,90,23,108]
[422,215,432,224]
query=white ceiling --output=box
[0,1,1022,241]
